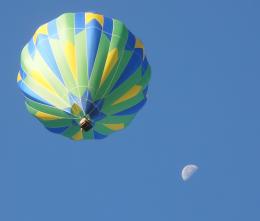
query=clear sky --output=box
[1,0,260,220]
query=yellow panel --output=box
[135,39,145,59]
[85,12,104,26]
[71,103,82,115]
[33,23,48,43]
[135,38,144,49]
[112,85,142,105]
[30,70,58,96]
[17,72,22,82]
[104,123,124,131]
[35,111,62,120]
[72,130,83,140]
[64,42,77,80]
[100,48,118,86]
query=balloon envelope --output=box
[17,12,151,140]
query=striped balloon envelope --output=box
[17,12,151,140]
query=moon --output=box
[181,164,199,181]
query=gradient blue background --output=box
[1,0,260,220]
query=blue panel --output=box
[103,17,113,40]
[125,31,135,50]
[75,12,85,34]
[19,81,51,106]
[91,112,106,122]
[85,99,104,115]
[89,100,104,119]
[85,101,94,114]
[86,26,101,79]
[93,131,107,139]
[64,107,73,115]
[86,19,102,29]
[72,120,79,126]
[142,57,149,76]
[20,68,27,79]
[115,98,147,116]
[80,89,90,111]
[68,92,81,106]
[83,90,93,110]
[46,126,68,134]
[36,36,64,84]
[111,48,142,91]
[28,40,36,58]
[89,105,101,117]
[143,86,148,97]
[48,20,58,38]
[94,99,104,111]
[36,34,48,45]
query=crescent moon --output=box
[181,164,199,181]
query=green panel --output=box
[89,33,111,100]
[25,98,72,118]
[23,76,69,110]
[25,103,37,115]
[103,93,144,115]
[39,119,73,128]
[103,67,142,106]
[21,46,70,104]
[94,123,113,135]
[54,13,80,97]
[83,129,94,139]
[98,115,135,125]
[138,65,151,88]
[96,51,132,100]
[112,19,127,36]
[94,25,129,100]
[25,104,73,129]
[48,38,78,97]
[62,125,80,138]
[56,13,75,43]
[75,30,88,96]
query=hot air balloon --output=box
[17,12,151,140]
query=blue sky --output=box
[1,0,260,220]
